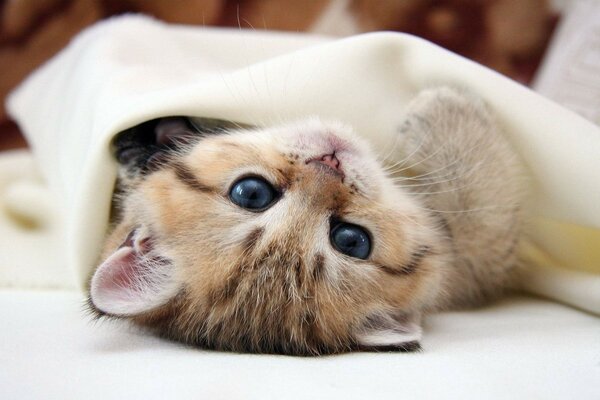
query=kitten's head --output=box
[89,118,447,355]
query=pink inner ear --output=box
[90,245,178,316]
[155,118,194,146]
[98,248,140,291]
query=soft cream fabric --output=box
[0,150,69,288]
[4,15,600,314]
[1,291,598,399]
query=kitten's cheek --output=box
[90,242,178,317]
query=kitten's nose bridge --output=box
[291,164,350,212]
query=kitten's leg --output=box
[394,87,526,308]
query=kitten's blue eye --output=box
[330,222,371,259]
[229,177,276,210]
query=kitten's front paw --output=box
[392,87,491,175]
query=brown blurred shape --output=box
[0,0,555,151]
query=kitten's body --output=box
[89,87,525,355]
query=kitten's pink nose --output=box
[308,152,344,180]
[320,153,340,171]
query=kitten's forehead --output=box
[181,135,284,189]
[182,119,388,200]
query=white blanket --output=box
[1,291,599,399]
[3,15,600,316]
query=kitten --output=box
[88,87,525,355]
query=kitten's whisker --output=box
[387,161,458,182]
[236,3,242,30]
[414,204,516,214]
[401,185,473,196]
[384,148,465,177]
[376,126,406,164]
[218,71,251,119]
[384,137,489,181]
[384,138,452,175]
[380,116,441,171]
[230,121,249,130]
[390,158,483,187]
[387,116,493,177]
[380,137,424,171]
[392,174,463,188]
[399,165,488,196]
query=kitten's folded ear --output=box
[90,230,179,317]
[113,117,197,169]
[154,117,197,147]
[355,311,422,352]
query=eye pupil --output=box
[229,177,276,210]
[330,222,371,259]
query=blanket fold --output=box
[3,15,600,314]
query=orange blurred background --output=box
[0,0,559,151]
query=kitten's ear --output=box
[113,117,196,168]
[355,311,422,352]
[154,117,197,147]
[90,233,179,317]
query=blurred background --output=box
[1,0,598,151]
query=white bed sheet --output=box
[1,291,598,399]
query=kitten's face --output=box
[91,119,445,355]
